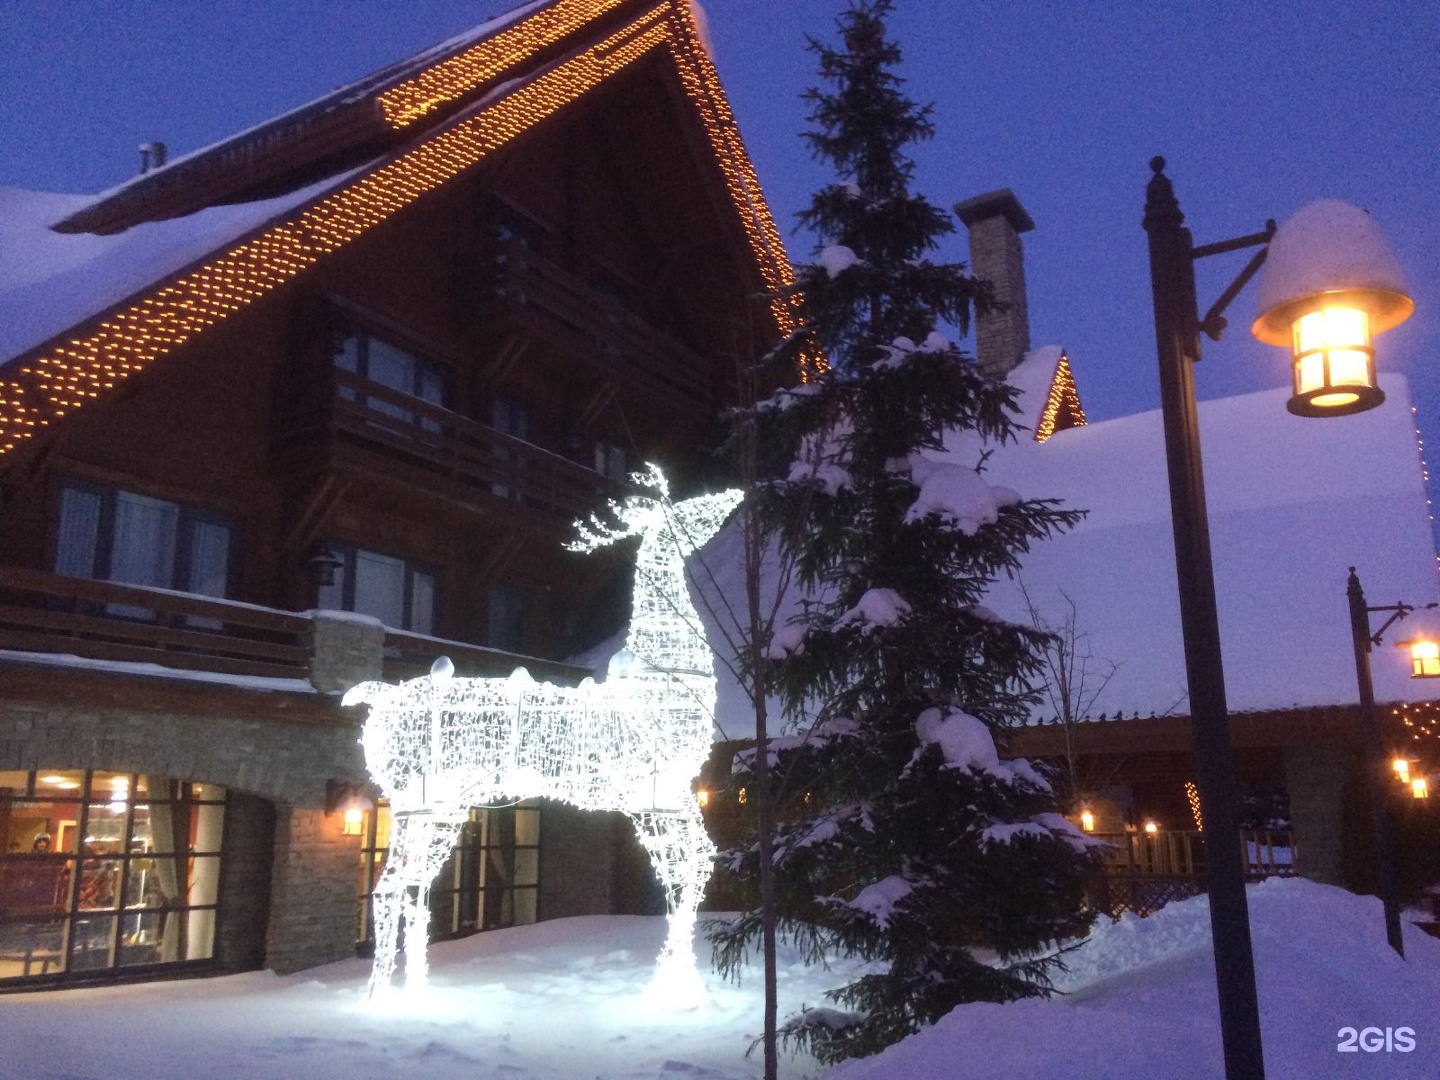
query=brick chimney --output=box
[954,189,1034,377]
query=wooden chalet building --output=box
[0,0,795,989]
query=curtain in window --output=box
[142,777,186,964]
[187,520,230,598]
[110,492,177,589]
[353,549,406,629]
[54,487,102,578]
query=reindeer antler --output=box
[567,462,670,553]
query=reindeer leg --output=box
[631,810,716,993]
[398,817,465,989]
[368,812,412,997]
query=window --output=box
[334,333,446,432]
[594,440,627,485]
[0,770,226,985]
[356,799,539,948]
[54,482,233,602]
[487,583,529,654]
[491,397,532,501]
[316,544,437,635]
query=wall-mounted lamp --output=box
[1079,808,1095,833]
[1414,776,1431,800]
[326,779,374,836]
[1393,757,1412,784]
[308,546,344,590]
[694,788,710,809]
[1143,820,1160,835]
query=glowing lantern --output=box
[1398,634,1440,678]
[1079,808,1095,833]
[342,808,366,835]
[1393,758,1412,784]
[1413,777,1430,800]
[1252,200,1413,418]
[1143,820,1160,835]
[695,789,710,809]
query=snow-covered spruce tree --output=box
[709,1,1101,1063]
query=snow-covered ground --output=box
[1,878,1437,1080]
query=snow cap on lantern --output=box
[1252,199,1413,418]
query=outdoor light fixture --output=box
[1397,633,1440,678]
[307,546,344,590]
[1144,159,1415,1080]
[1251,200,1413,418]
[1079,808,1095,833]
[1143,820,1159,835]
[325,780,374,836]
[1413,776,1430,800]
[1345,567,1437,959]
[694,789,710,809]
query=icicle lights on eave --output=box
[0,0,797,456]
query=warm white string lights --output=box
[344,466,742,996]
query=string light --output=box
[0,1,797,454]
[1185,780,1204,830]
[1034,349,1087,443]
[344,467,742,996]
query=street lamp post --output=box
[1143,156,1268,1080]
[1143,157,1415,1080]
[1346,566,1438,958]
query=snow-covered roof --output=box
[699,350,1438,738]
[980,356,1439,720]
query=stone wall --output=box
[0,608,384,977]
[264,805,364,973]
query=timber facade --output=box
[0,0,791,989]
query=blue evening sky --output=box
[1,1,1436,451]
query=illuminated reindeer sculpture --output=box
[343,466,742,996]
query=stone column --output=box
[309,610,385,694]
[1284,743,1357,886]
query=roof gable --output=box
[0,0,796,458]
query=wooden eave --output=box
[1003,704,1407,758]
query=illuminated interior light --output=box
[1079,808,1094,832]
[344,467,742,997]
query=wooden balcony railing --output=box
[278,368,622,523]
[1090,828,1296,918]
[1093,828,1295,878]
[0,567,311,681]
[492,242,712,411]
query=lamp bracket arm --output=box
[1367,603,1415,646]
[1194,222,1277,343]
